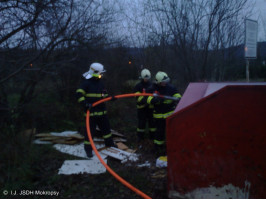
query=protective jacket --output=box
[76,77,108,116]
[146,83,181,119]
[134,80,152,109]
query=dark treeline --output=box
[1,42,266,133]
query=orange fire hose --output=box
[86,93,153,199]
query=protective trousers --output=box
[83,114,114,157]
[137,107,156,140]
[154,118,166,156]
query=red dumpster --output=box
[167,83,266,198]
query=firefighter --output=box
[133,69,156,142]
[76,62,116,158]
[146,71,181,156]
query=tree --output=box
[126,0,252,83]
[0,0,122,130]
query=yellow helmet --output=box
[140,69,151,79]
[155,71,170,84]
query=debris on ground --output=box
[33,130,141,175]
[92,137,127,143]
[116,142,136,153]
[53,143,106,159]
[53,143,108,175]
[156,156,167,168]
[151,169,167,179]
[34,131,84,144]
[137,161,151,168]
[99,146,139,163]
[33,130,164,177]
[110,129,126,137]
[34,139,53,144]
[58,159,107,175]
[34,129,127,144]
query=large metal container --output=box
[167,83,266,198]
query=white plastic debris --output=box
[137,161,151,168]
[33,139,52,144]
[53,143,107,159]
[50,130,78,137]
[58,159,107,175]
[156,156,167,168]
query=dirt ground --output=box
[49,138,168,199]
[1,133,168,199]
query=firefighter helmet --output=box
[155,71,170,84]
[83,62,106,79]
[140,69,151,79]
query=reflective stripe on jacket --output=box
[76,77,108,115]
[133,80,152,109]
[146,83,181,119]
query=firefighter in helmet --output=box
[133,69,156,142]
[146,71,181,156]
[76,62,116,158]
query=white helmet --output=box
[140,69,151,80]
[155,71,170,84]
[83,62,106,79]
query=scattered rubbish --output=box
[34,130,126,145]
[113,137,127,143]
[33,130,151,175]
[50,131,80,137]
[116,142,136,153]
[35,131,84,144]
[137,161,151,168]
[116,142,129,150]
[151,170,167,179]
[124,149,137,153]
[92,137,127,143]
[53,143,107,159]
[100,147,139,163]
[110,129,126,137]
[52,142,109,175]
[156,156,167,168]
[33,139,52,144]
[58,159,107,175]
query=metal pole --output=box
[246,59,249,82]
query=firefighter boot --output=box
[84,144,93,158]
[104,137,117,148]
